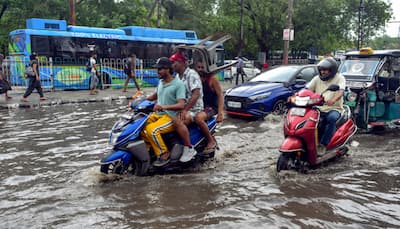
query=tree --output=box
[0,0,394,57]
[369,35,400,49]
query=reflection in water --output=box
[0,103,399,228]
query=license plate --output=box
[290,107,306,116]
[227,101,241,108]
[345,101,356,107]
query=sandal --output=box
[203,142,217,154]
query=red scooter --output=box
[277,85,357,173]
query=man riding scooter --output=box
[140,57,186,167]
[307,57,346,155]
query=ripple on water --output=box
[1,104,400,228]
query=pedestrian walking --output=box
[89,52,99,95]
[21,53,46,102]
[235,56,247,85]
[122,53,142,99]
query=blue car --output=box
[224,65,318,119]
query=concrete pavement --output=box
[0,80,236,109]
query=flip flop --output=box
[131,90,143,100]
[203,142,217,154]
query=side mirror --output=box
[295,79,307,85]
[327,84,340,91]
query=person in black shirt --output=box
[194,60,224,154]
[21,53,46,102]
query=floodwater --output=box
[0,102,399,228]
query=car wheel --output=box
[272,100,287,115]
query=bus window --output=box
[31,35,51,56]
[105,40,120,58]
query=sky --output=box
[385,0,399,37]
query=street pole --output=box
[238,0,244,57]
[157,0,161,28]
[282,0,293,65]
[357,0,364,49]
[69,0,76,25]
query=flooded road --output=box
[0,102,399,228]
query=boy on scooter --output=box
[169,52,204,162]
[307,57,346,155]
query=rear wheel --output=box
[272,100,287,115]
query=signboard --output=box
[283,29,294,41]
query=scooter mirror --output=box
[327,84,340,91]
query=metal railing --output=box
[1,57,160,91]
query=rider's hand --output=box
[154,104,164,112]
[325,99,335,106]
[217,113,223,123]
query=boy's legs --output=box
[173,111,197,162]
[194,111,215,152]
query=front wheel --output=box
[272,100,288,115]
[277,153,293,172]
[100,159,144,176]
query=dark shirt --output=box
[202,76,218,110]
[32,60,39,76]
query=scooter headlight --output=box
[347,92,357,102]
[294,96,310,106]
[307,98,321,105]
[110,131,122,146]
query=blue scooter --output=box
[99,97,218,176]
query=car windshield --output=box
[339,59,380,81]
[250,66,300,83]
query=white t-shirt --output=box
[307,73,346,113]
[176,67,204,112]
[90,57,96,73]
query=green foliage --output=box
[0,0,394,59]
[369,35,400,49]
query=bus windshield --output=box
[9,33,26,55]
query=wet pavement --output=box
[0,81,236,109]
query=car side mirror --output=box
[295,79,307,85]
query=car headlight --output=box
[346,92,357,102]
[249,92,272,101]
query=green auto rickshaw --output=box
[339,48,400,131]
